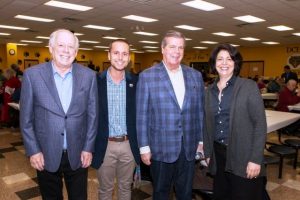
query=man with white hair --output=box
[20,29,98,200]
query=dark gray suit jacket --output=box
[20,62,98,172]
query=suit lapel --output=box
[99,70,108,120]
[158,64,180,108]
[67,64,83,114]
[125,71,135,117]
[181,66,190,110]
[39,62,64,113]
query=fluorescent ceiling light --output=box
[130,48,137,51]
[193,46,208,49]
[79,48,93,50]
[44,0,93,11]
[83,25,114,30]
[80,40,100,44]
[133,51,144,53]
[240,37,260,41]
[102,36,125,40]
[293,33,300,36]
[20,40,43,43]
[0,32,10,35]
[185,38,192,41]
[94,46,109,48]
[8,42,28,46]
[74,33,84,36]
[133,31,158,36]
[139,40,159,44]
[175,25,202,30]
[146,50,159,52]
[143,46,159,49]
[0,25,28,30]
[230,44,240,47]
[262,41,279,45]
[268,25,293,31]
[36,36,50,39]
[122,15,158,22]
[15,15,54,22]
[213,32,235,37]
[234,15,265,23]
[201,41,218,44]
[182,0,224,11]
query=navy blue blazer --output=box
[91,70,140,169]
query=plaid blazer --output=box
[136,62,205,163]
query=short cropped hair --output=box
[209,43,243,76]
[161,30,186,48]
[284,65,290,70]
[108,39,130,52]
[49,29,79,50]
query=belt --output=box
[108,135,128,142]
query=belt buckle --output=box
[109,135,127,142]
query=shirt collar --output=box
[213,75,236,90]
[162,61,182,74]
[51,61,73,76]
[107,67,125,84]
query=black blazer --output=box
[91,70,140,169]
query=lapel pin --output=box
[129,83,134,87]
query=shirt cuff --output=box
[140,146,151,154]
[199,141,203,144]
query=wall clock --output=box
[9,49,15,55]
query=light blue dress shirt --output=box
[107,69,127,137]
[52,63,73,149]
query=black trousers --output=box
[37,151,88,200]
[150,145,195,200]
[213,142,264,200]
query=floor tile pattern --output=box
[1,129,300,199]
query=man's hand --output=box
[197,143,203,153]
[246,162,261,179]
[141,152,151,166]
[30,152,44,171]
[81,151,92,168]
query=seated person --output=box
[267,77,283,93]
[276,78,300,134]
[257,76,266,93]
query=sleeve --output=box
[247,81,267,164]
[136,73,150,149]
[20,72,41,156]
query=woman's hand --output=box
[246,162,261,179]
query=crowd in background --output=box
[0,64,22,129]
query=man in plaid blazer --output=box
[136,30,205,200]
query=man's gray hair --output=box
[49,29,79,49]
[161,30,186,48]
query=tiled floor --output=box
[1,128,300,200]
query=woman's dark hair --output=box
[209,43,243,76]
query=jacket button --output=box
[65,116,67,119]
[61,133,64,136]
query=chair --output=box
[192,162,213,200]
[264,154,280,167]
[267,144,296,178]
[284,139,300,169]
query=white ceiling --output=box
[1,0,300,51]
